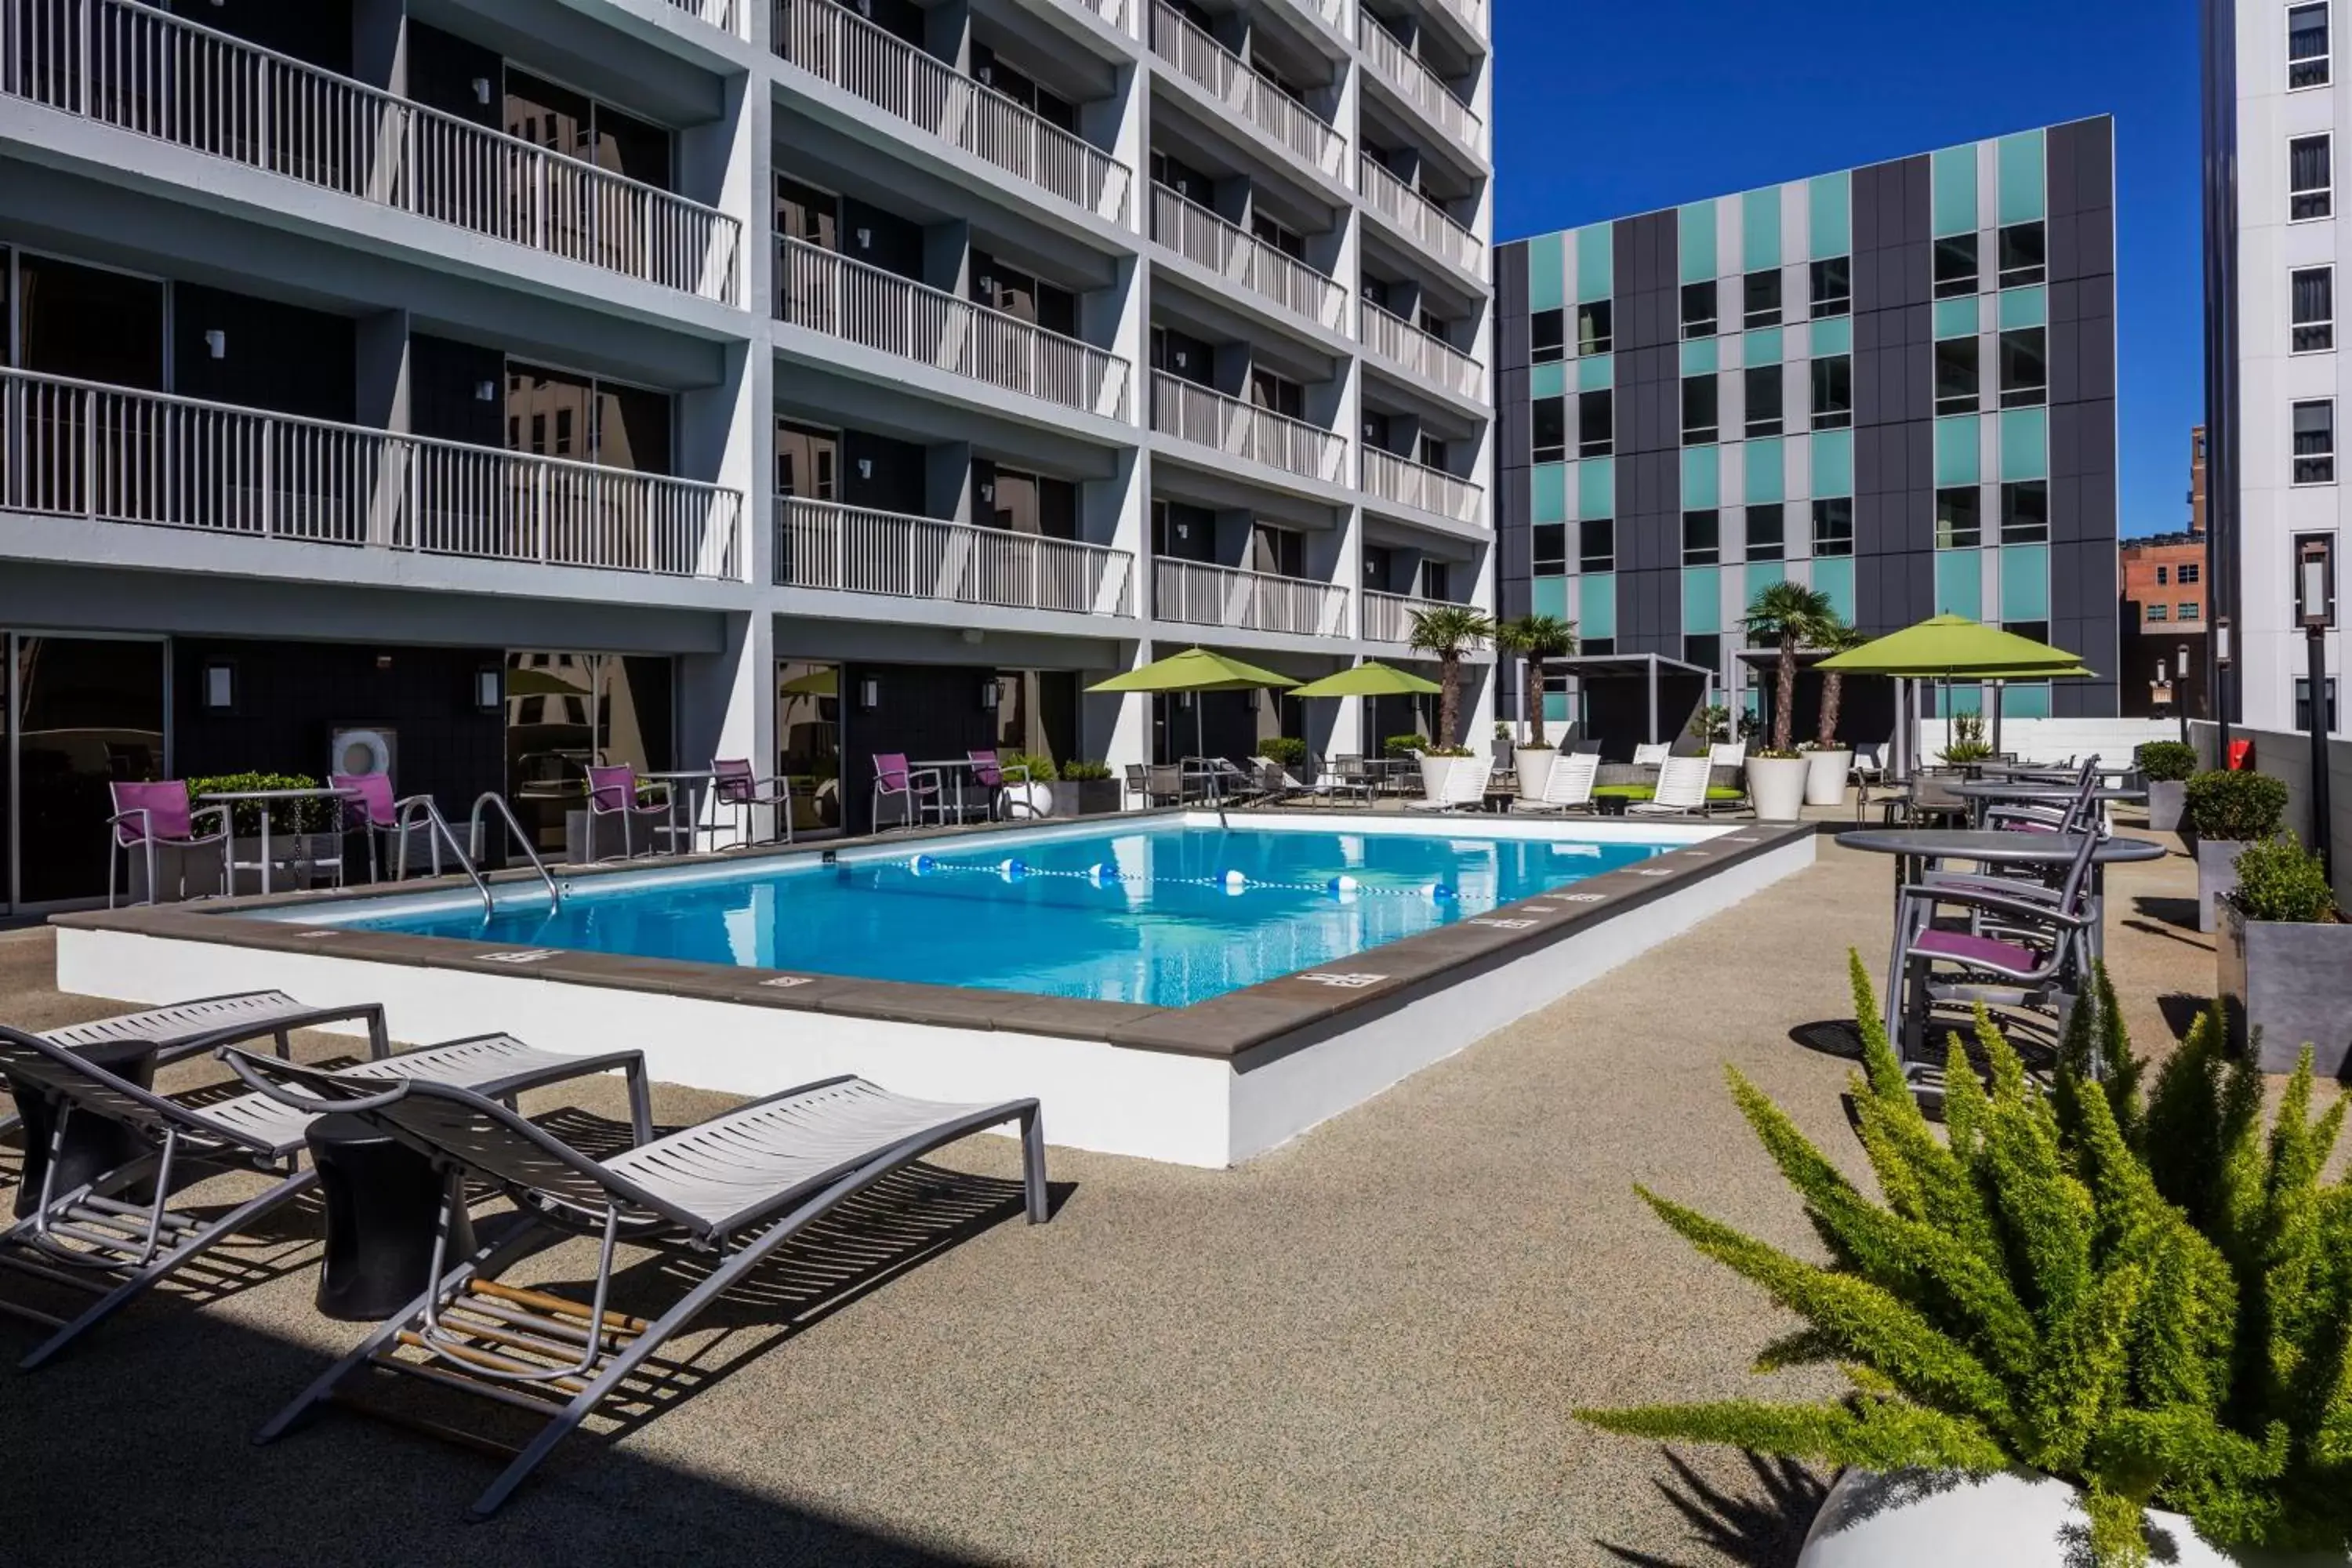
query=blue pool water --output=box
[317,822,1674,1008]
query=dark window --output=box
[1744,365,1782,438]
[1745,503,1784,561]
[2291,2,2332,89]
[1998,328,2048,408]
[1578,388,1613,457]
[775,420,838,500]
[1812,497,1854,557]
[2295,398,2337,482]
[2003,620,2050,652]
[2295,676,2339,729]
[1533,523,1567,574]
[1933,234,1980,299]
[2001,480,2050,544]
[1936,336,1981,416]
[1531,308,1565,364]
[1579,517,1615,573]
[16,254,165,387]
[2292,134,2333,220]
[1577,299,1613,356]
[1681,280,1718,339]
[2179,561,2202,584]
[2157,565,2171,585]
[1583,637,1616,655]
[1809,256,1851,318]
[2293,265,2335,352]
[1532,395,1565,462]
[1936,486,1983,550]
[1684,634,1722,675]
[1743,269,1782,329]
[1997,222,2046,289]
[2180,601,2202,620]
[1810,354,1853,430]
[1682,374,1719,445]
[774,176,841,249]
[1682,509,1720,565]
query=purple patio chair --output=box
[107,781,230,909]
[332,772,409,883]
[585,764,672,862]
[870,753,946,830]
[966,750,1032,821]
[712,757,794,848]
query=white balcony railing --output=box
[778,238,1131,421]
[1358,155,1485,280]
[0,0,742,304]
[1153,558,1351,637]
[1430,0,1488,39]
[1151,374,1348,485]
[1358,16,1480,151]
[1073,0,1138,35]
[666,0,743,36]
[1151,186,1348,334]
[1361,446,1483,525]
[0,368,744,578]
[777,496,1134,616]
[775,0,1131,224]
[1148,2,1345,181]
[1361,589,1471,644]
[1286,0,1353,36]
[1359,301,1485,402]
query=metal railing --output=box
[1358,15,1480,151]
[1150,184,1347,333]
[1287,0,1353,34]
[775,495,1134,616]
[774,0,1131,223]
[665,0,743,35]
[1430,0,1488,38]
[1153,558,1352,637]
[1150,374,1349,485]
[0,367,746,578]
[1072,0,1138,35]
[1361,446,1483,525]
[1362,589,1471,644]
[1359,301,1485,402]
[776,238,1131,420]
[1358,155,1485,280]
[0,0,742,304]
[1147,2,1345,181]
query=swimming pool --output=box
[285,818,1675,1008]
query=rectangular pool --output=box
[266,818,1679,1009]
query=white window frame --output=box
[2292,397,2338,485]
[2289,0,2333,90]
[2292,263,2336,353]
[2290,133,2333,222]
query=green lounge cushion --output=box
[1590,783,1745,802]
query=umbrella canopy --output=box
[779,667,839,698]
[1817,614,2089,678]
[1286,661,1442,699]
[1087,647,1299,695]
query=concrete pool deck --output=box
[1,825,2285,1566]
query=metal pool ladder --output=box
[387,793,562,916]
[470,793,563,913]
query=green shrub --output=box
[1689,703,1733,744]
[2133,740,2198,782]
[1260,737,1308,768]
[186,772,336,835]
[1384,734,1428,757]
[1058,760,1112,782]
[1937,711,1994,764]
[996,750,1056,782]
[2230,834,2341,924]
[2184,769,2288,840]
[1578,957,2352,1567]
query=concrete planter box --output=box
[1061,779,1121,816]
[2147,778,2187,833]
[1513,747,1559,801]
[2193,837,2252,933]
[2217,906,2352,1076]
[1802,749,1853,807]
[1748,756,1809,821]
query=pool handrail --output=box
[470,793,564,911]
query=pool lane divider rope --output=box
[897,854,1461,903]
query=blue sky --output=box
[1493,0,2201,539]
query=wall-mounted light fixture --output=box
[857,459,874,480]
[474,380,498,403]
[471,77,493,106]
[475,667,503,712]
[858,676,880,711]
[201,661,234,712]
[980,678,1001,710]
[374,654,394,672]
[203,329,227,360]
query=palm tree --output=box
[1813,620,1868,749]
[1494,614,1578,746]
[1740,582,1835,754]
[1406,604,1496,749]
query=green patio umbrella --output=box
[1285,661,1442,699]
[1088,647,1298,760]
[1817,615,2091,775]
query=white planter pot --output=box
[1514,748,1559,801]
[1803,749,1853,807]
[1416,753,1457,801]
[1748,756,1810,821]
[1800,1468,2347,1566]
[1004,782,1056,820]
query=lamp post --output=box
[2177,642,2192,745]
[2215,615,2234,766]
[2297,537,2336,884]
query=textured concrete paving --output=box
[0,827,2256,1566]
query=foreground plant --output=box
[1577,956,2352,1566]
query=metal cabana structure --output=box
[1543,653,1715,760]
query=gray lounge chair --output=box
[222,1054,1047,1519]
[0,1025,646,1370]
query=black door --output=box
[10,636,166,906]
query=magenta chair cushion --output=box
[332,772,397,829]
[1912,927,2041,974]
[873,753,911,793]
[111,780,194,846]
[967,750,1003,788]
[713,757,757,804]
[586,765,641,815]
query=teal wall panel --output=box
[1935,416,1983,486]
[1682,567,1722,634]
[2000,408,2049,481]
[1935,550,1984,619]
[1577,224,1613,302]
[1810,316,1853,357]
[2001,544,2050,621]
[1682,445,1721,510]
[1746,325,1784,365]
[1681,337,1719,376]
[2002,684,2051,719]
[1532,575,1570,619]
[1932,145,1979,238]
[1999,285,2047,327]
[1813,556,1856,622]
[1933,297,1980,339]
[1526,231,1565,314]
[1577,354,1616,392]
[1743,187,1783,272]
[1746,437,1786,503]
[1813,429,1854,496]
[1679,201,1717,283]
[1581,573,1617,641]
[1532,463,1568,524]
[1744,562,1786,605]
[1809,172,1851,259]
[1998,129,2047,224]
[1579,456,1616,520]
[1530,361,1566,399]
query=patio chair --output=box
[1123,763,1180,811]
[0,1025,646,1370]
[1628,756,1715,817]
[223,1055,1047,1520]
[711,757,793,849]
[1249,756,1309,804]
[1707,741,1748,771]
[1631,742,1672,768]
[1513,752,1600,815]
[331,772,450,883]
[967,750,1031,821]
[1314,755,1376,808]
[1406,757,1494,813]
[584,765,671,862]
[106,781,231,909]
[870,753,947,830]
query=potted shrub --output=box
[1581,957,2352,1566]
[188,771,345,894]
[2183,770,2288,933]
[2216,835,2350,1075]
[1407,604,1496,800]
[1741,582,1836,821]
[1058,760,1120,816]
[1937,710,1996,765]
[1689,702,1733,746]
[1497,612,1577,802]
[2135,740,2198,833]
[996,751,1058,818]
[1802,621,1864,807]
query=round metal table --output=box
[198,786,362,896]
[1946,780,2147,828]
[641,769,716,854]
[1837,827,2168,968]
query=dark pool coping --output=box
[50,812,1817,1065]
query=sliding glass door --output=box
[3,633,168,910]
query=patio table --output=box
[641,769,717,854]
[1835,827,2166,973]
[912,758,988,823]
[198,786,362,897]
[1947,779,2147,829]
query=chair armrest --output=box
[107,807,154,844]
[190,804,232,838]
[906,768,944,793]
[1897,883,2093,930]
[999,765,1031,785]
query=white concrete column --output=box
[679,612,777,844]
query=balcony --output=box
[1147,2,1346,183]
[1359,156,1484,281]
[666,0,743,36]
[1151,185,1348,335]
[1358,16,1480,153]
[775,0,1132,224]
[1361,446,1482,525]
[1361,588,1469,644]
[1430,0,1489,39]
[1151,373,1348,486]
[778,238,1132,422]
[1152,557,1351,637]
[0,0,742,304]
[1283,0,1355,36]
[0,368,744,579]
[1359,301,1483,403]
[1073,0,1138,36]
[777,495,1134,616]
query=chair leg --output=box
[1020,1105,1051,1225]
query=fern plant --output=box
[1577,956,2352,1566]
